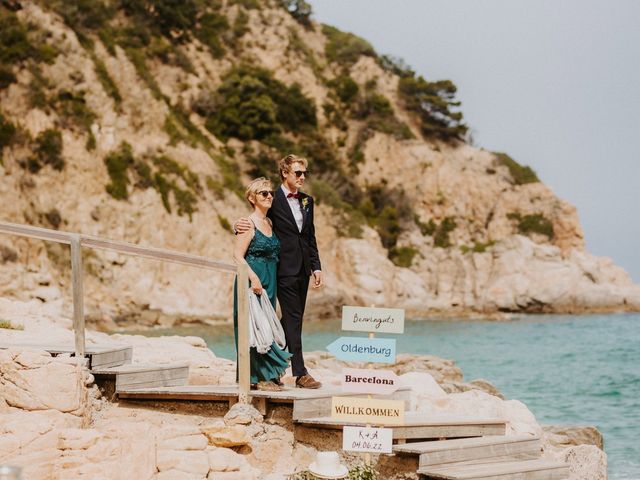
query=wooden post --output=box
[365,303,376,466]
[70,235,85,360]
[237,263,250,404]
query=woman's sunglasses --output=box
[257,190,274,198]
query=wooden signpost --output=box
[341,367,400,396]
[329,305,407,465]
[326,337,396,364]
[331,396,405,426]
[342,426,393,454]
[341,306,405,334]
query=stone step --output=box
[0,342,132,368]
[418,458,569,480]
[92,362,190,390]
[392,435,542,467]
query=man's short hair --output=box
[279,154,308,180]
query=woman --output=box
[233,177,291,391]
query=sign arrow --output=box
[342,306,405,334]
[341,367,401,395]
[326,337,396,364]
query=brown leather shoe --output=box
[296,374,321,389]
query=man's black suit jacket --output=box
[268,187,321,278]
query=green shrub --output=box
[433,217,457,248]
[357,184,413,250]
[104,142,134,199]
[460,240,495,254]
[0,66,16,90]
[327,75,359,104]
[287,27,322,77]
[195,12,228,59]
[56,89,96,133]
[164,115,184,146]
[0,319,23,330]
[322,24,376,66]
[390,246,419,267]
[124,47,163,99]
[154,172,171,211]
[44,208,62,229]
[120,0,197,43]
[0,9,59,66]
[415,216,436,236]
[354,93,393,119]
[246,150,279,183]
[205,65,317,141]
[507,212,554,239]
[26,129,64,172]
[350,93,413,141]
[133,160,154,189]
[398,75,467,141]
[378,54,414,78]
[153,154,186,177]
[494,152,539,185]
[218,214,231,231]
[232,9,250,38]
[0,113,16,164]
[310,179,364,238]
[280,0,312,27]
[172,183,197,220]
[91,54,122,105]
[229,0,260,8]
[45,0,113,37]
[27,65,50,110]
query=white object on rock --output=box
[308,451,348,479]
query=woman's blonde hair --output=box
[245,177,273,207]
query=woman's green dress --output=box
[234,227,292,384]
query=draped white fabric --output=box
[247,290,287,354]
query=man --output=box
[236,154,323,389]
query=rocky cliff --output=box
[0,0,638,326]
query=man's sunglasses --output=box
[257,190,274,198]
[293,170,310,178]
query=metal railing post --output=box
[237,263,250,403]
[70,235,85,359]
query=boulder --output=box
[202,423,252,448]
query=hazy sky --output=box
[309,0,640,281]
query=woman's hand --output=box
[250,277,263,295]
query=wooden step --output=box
[295,412,507,440]
[418,458,569,480]
[393,435,541,467]
[93,363,190,390]
[0,342,132,368]
[117,384,379,416]
[117,384,353,401]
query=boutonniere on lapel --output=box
[301,197,309,210]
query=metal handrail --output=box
[0,220,251,403]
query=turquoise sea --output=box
[128,313,640,479]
